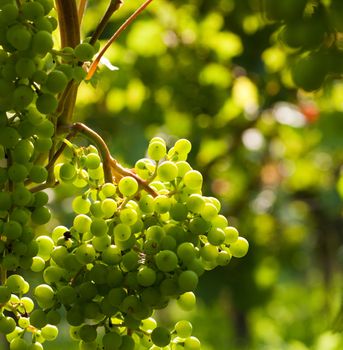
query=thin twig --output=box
[90,0,123,46]
[86,0,154,80]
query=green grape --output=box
[6,24,32,50]
[85,152,101,169]
[35,16,53,32]
[30,309,48,328]
[35,137,53,152]
[31,256,45,272]
[120,207,138,225]
[59,163,77,182]
[170,203,188,221]
[73,214,92,233]
[9,337,28,350]
[75,243,96,264]
[229,236,249,258]
[78,324,97,343]
[200,243,218,261]
[31,206,51,225]
[174,138,192,154]
[175,320,193,338]
[155,250,178,272]
[13,85,34,109]
[183,170,203,190]
[34,284,55,308]
[2,254,19,270]
[154,195,171,214]
[74,42,95,61]
[113,223,131,241]
[157,161,178,181]
[137,266,156,287]
[8,163,28,182]
[41,324,58,341]
[92,234,111,252]
[102,244,121,264]
[57,285,77,305]
[177,242,196,264]
[3,220,22,239]
[207,227,225,246]
[176,161,192,178]
[102,331,122,350]
[15,57,36,78]
[177,292,196,311]
[29,165,48,183]
[139,194,154,213]
[224,226,238,244]
[118,176,138,196]
[186,194,205,213]
[184,336,201,350]
[100,183,116,197]
[45,70,68,93]
[0,3,18,24]
[36,93,58,114]
[36,235,54,260]
[18,317,30,328]
[151,326,171,347]
[66,304,84,326]
[28,343,44,350]
[148,141,167,161]
[200,202,218,221]
[121,250,139,271]
[43,266,64,284]
[101,198,117,218]
[12,139,34,163]
[21,1,45,20]
[146,225,165,242]
[216,249,232,266]
[72,196,91,214]
[0,285,11,303]
[0,126,20,148]
[178,270,198,292]
[90,217,108,236]
[37,0,54,14]
[31,30,54,56]
[36,119,54,138]
[6,274,27,293]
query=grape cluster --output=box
[2,137,247,350]
[262,0,343,91]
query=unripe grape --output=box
[45,70,68,93]
[229,236,249,258]
[118,176,138,197]
[79,324,97,343]
[75,244,96,264]
[151,326,171,347]
[148,141,166,161]
[32,30,53,56]
[175,320,193,338]
[41,324,58,341]
[102,331,122,350]
[155,250,178,272]
[21,1,45,21]
[157,161,178,181]
[6,24,32,50]
[183,170,203,190]
[36,93,58,114]
[74,42,95,61]
[177,291,196,311]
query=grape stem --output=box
[57,123,158,196]
[86,0,154,80]
[89,0,124,46]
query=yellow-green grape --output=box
[175,320,193,338]
[183,170,203,190]
[177,292,196,311]
[157,161,178,181]
[148,141,167,161]
[229,237,249,258]
[151,326,171,347]
[41,324,59,341]
[184,336,201,350]
[118,176,139,197]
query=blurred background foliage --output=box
[49,0,343,348]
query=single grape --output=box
[148,141,166,161]
[151,326,171,347]
[41,324,58,341]
[155,250,178,272]
[175,320,193,338]
[118,176,139,197]
[229,236,249,258]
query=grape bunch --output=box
[0,1,249,349]
[262,0,343,91]
[0,137,248,350]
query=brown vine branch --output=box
[86,0,154,80]
[89,0,123,46]
[78,0,88,25]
